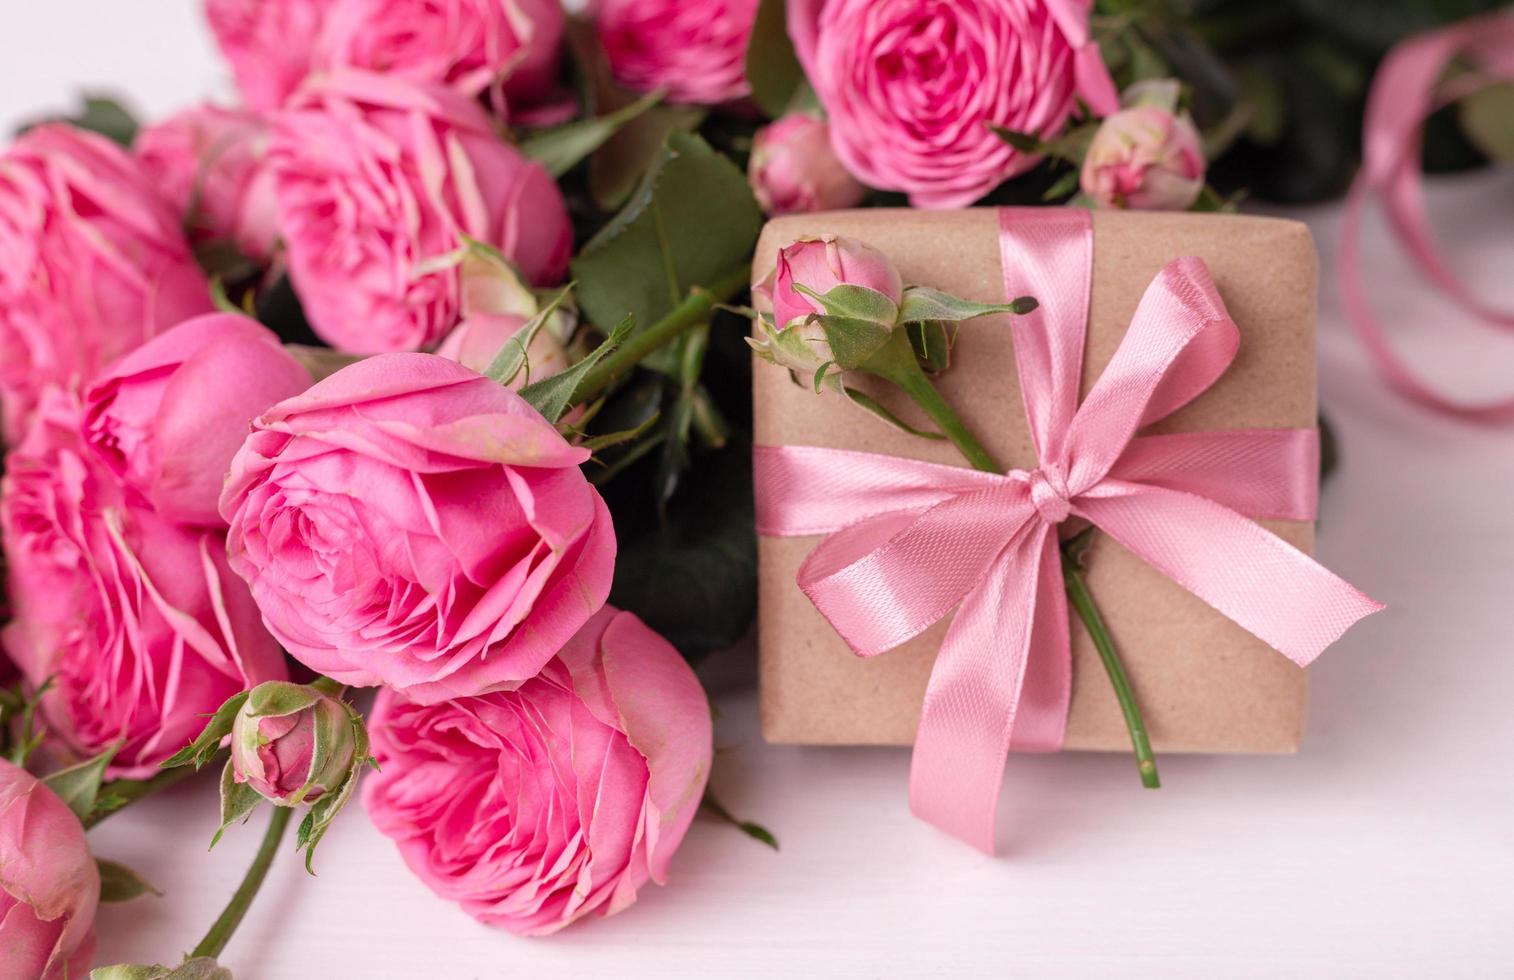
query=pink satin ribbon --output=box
[1339,11,1514,420]
[756,208,1383,854]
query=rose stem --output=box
[1061,546,1161,788]
[873,336,1159,787]
[84,763,202,830]
[191,805,293,960]
[569,264,751,408]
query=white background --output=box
[3,2,1514,977]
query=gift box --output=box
[753,208,1322,754]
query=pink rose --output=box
[82,313,312,526]
[134,104,279,260]
[0,758,99,980]
[1,391,287,779]
[0,124,212,442]
[1081,104,1205,211]
[220,353,615,704]
[761,235,902,330]
[314,0,570,120]
[597,0,760,105]
[268,72,572,353]
[363,606,712,935]
[749,113,866,215]
[205,0,337,111]
[786,0,1119,208]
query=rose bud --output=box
[134,103,279,261]
[749,235,904,380]
[220,354,614,704]
[0,124,213,442]
[749,114,866,216]
[364,606,713,935]
[597,0,760,105]
[91,960,231,980]
[0,757,100,979]
[230,682,358,806]
[83,314,312,526]
[1080,104,1206,211]
[764,235,903,331]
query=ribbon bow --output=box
[755,208,1382,854]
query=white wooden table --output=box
[4,3,1512,976]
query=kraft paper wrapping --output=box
[752,209,1317,752]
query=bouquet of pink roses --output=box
[0,0,1504,975]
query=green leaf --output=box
[700,789,780,850]
[42,745,119,823]
[520,90,664,178]
[163,691,249,771]
[1458,83,1514,163]
[212,760,262,849]
[842,385,945,440]
[989,124,1046,153]
[96,858,162,902]
[588,105,708,212]
[898,286,1037,324]
[24,95,140,146]
[571,130,762,371]
[483,284,575,386]
[745,0,806,117]
[519,315,635,422]
[1041,169,1082,202]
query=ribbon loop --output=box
[754,207,1381,854]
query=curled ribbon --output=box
[1339,11,1514,420]
[755,208,1383,854]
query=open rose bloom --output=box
[268,71,572,353]
[787,0,1118,207]
[220,354,615,704]
[0,758,99,980]
[83,313,312,526]
[0,124,212,440]
[205,0,336,110]
[2,391,287,778]
[597,0,760,104]
[314,0,570,120]
[133,103,279,260]
[364,606,713,935]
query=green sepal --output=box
[294,703,371,875]
[42,744,119,824]
[244,681,319,720]
[483,283,576,387]
[90,958,232,980]
[898,286,1037,324]
[212,760,262,850]
[520,90,664,178]
[817,316,893,371]
[577,411,661,453]
[519,314,635,422]
[792,283,900,327]
[96,858,162,902]
[906,321,954,373]
[162,691,249,771]
[842,386,944,441]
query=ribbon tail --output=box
[909,525,1066,853]
[1078,482,1383,665]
